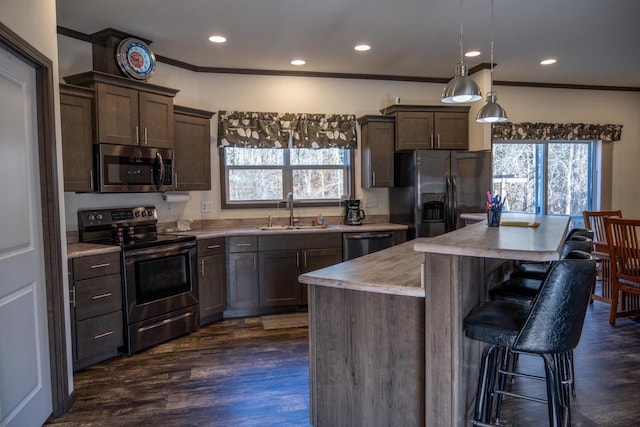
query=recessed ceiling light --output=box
[208,35,227,43]
[291,59,306,66]
[540,58,557,65]
[354,44,371,52]
[465,50,481,57]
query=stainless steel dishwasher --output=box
[342,231,395,261]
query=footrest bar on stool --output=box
[495,389,548,405]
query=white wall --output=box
[58,35,640,229]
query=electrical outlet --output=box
[365,198,378,208]
[201,201,212,213]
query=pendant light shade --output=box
[442,61,483,103]
[476,0,507,123]
[476,91,508,123]
[442,0,482,104]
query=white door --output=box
[0,45,52,426]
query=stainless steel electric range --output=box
[78,206,198,354]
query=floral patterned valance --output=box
[492,122,623,142]
[218,111,357,149]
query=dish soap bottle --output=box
[316,214,325,226]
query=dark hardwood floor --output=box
[47,301,640,426]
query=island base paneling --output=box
[423,253,485,426]
[308,285,425,427]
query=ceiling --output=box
[56,0,640,89]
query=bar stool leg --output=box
[542,354,564,427]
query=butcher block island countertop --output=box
[299,214,570,427]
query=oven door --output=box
[123,241,198,324]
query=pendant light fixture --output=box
[476,0,508,123]
[442,0,482,104]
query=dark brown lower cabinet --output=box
[197,237,227,325]
[70,252,123,371]
[258,234,342,308]
[227,252,260,310]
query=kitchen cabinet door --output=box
[174,106,214,190]
[300,248,342,305]
[395,111,434,151]
[139,91,174,149]
[434,112,468,150]
[359,115,395,188]
[60,85,94,192]
[227,252,259,310]
[95,82,139,146]
[259,250,302,307]
[198,252,227,325]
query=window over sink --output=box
[220,147,354,208]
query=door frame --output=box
[0,23,71,416]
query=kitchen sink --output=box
[258,225,328,231]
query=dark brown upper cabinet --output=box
[64,71,178,149]
[60,84,94,192]
[382,105,469,151]
[173,106,215,191]
[358,115,395,188]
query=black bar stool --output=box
[464,251,595,426]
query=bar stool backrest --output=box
[514,251,596,354]
[560,238,593,258]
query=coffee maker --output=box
[344,199,366,225]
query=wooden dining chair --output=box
[604,217,640,326]
[583,210,623,304]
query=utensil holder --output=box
[487,206,502,227]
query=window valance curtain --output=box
[218,111,357,149]
[492,122,623,141]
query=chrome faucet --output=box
[286,191,294,226]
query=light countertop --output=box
[298,240,424,298]
[299,214,570,297]
[413,213,569,262]
[176,223,407,239]
[67,223,407,258]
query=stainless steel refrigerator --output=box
[390,150,492,239]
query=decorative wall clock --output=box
[116,38,156,80]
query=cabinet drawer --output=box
[76,311,123,360]
[74,273,122,321]
[73,252,121,280]
[228,236,258,252]
[197,237,225,257]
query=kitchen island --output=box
[299,214,569,427]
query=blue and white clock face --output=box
[117,38,156,80]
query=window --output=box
[221,147,353,208]
[492,140,595,227]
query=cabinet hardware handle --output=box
[136,126,139,145]
[304,252,308,268]
[89,263,111,269]
[89,170,94,191]
[207,244,221,249]
[144,127,148,145]
[372,171,376,186]
[437,134,441,148]
[235,243,253,246]
[430,134,434,149]
[296,252,300,267]
[200,259,205,276]
[253,253,256,270]
[91,292,112,300]
[138,312,193,332]
[94,331,113,340]
[90,263,111,269]
[70,286,76,307]
[174,172,178,189]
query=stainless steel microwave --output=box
[96,144,174,193]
